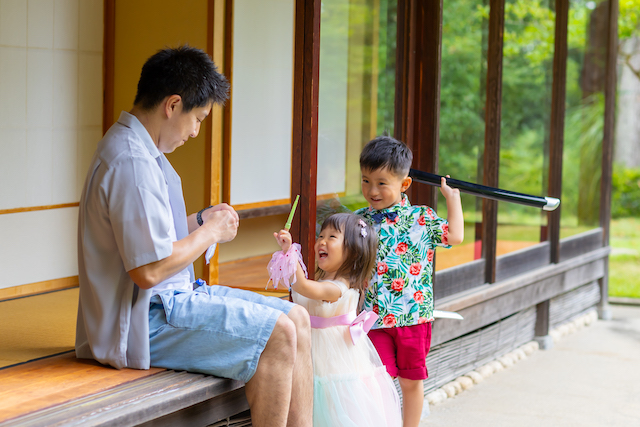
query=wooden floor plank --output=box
[0,353,164,423]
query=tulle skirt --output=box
[311,323,402,427]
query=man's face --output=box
[361,167,411,210]
[158,101,211,153]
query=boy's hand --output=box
[273,229,293,253]
[439,175,460,200]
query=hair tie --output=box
[358,219,368,238]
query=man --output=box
[76,46,312,426]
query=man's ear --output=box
[164,95,183,118]
[401,176,412,192]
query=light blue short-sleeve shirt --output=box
[76,111,188,369]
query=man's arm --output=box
[129,208,238,289]
[187,203,238,234]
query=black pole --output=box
[409,168,560,211]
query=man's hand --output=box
[200,203,239,244]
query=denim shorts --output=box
[149,284,294,383]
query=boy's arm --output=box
[440,176,464,245]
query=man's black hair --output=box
[134,45,230,112]
[359,135,413,177]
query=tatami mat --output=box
[0,288,78,369]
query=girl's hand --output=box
[273,229,293,253]
[439,175,460,200]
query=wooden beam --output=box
[291,0,321,267]
[204,0,227,285]
[599,0,618,246]
[547,0,569,264]
[222,0,234,205]
[395,0,443,209]
[103,0,115,134]
[481,0,505,284]
[598,0,618,320]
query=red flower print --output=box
[418,317,428,324]
[418,215,426,226]
[441,224,449,245]
[410,263,422,276]
[427,248,434,262]
[373,304,379,314]
[377,262,388,275]
[414,291,424,304]
[395,242,408,255]
[391,278,405,292]
[426,208,436,219]
[386,216,399,225]
[383,314,396,327]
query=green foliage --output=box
[611,165,640,218]
[619,0,640,40]
[609,218,640,299]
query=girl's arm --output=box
[439,176,464,246]
[273,230,342,302]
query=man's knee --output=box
[287,305,311,332]
[266,314,297,359]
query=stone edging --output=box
[425,309,599,406]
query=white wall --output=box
[0,0,103,290]
[230,0,294,206]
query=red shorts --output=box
[368,322,432,380]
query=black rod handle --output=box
[409,169,560,211]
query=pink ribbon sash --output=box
[310,311,379,345]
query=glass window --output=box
[436,0,488,271]
[560,0,607,239]
[496,0,555,256]
[316,0,397,228]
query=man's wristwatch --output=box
[197,205,213,226]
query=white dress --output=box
[292,281,402,427]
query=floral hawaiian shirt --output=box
[355,193,451,329]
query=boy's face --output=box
[361,167,412,210]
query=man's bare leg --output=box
[245,314,297,427]
[285,305,313,427]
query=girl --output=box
[270,213,402,427]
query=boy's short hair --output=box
[134,45,230,112]
[359,135,413,177]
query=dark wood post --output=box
[598,0,618,321]
[395,0,443,210]
[291,0,321,268]
[481,0,505,284]
[547,0,569,264]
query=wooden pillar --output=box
[204,0,227,285]
[103,0,115,134]
[598,0,618,321]
[394,0,442,209]
[547,0,569,264]
[481,0,505,284]
[291,0,321,268]
[534,300,553,350]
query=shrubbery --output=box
[612,166,640,218]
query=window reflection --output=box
[561,0,606,239]
[496,0,554,256]
[436,0,487,271]
[317,0,397,225]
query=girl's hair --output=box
[316,213,378,293]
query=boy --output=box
[355,135,464,427]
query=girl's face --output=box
[314,225,346,279]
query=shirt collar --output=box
[117,111,161,159]
[368,193,411,215]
